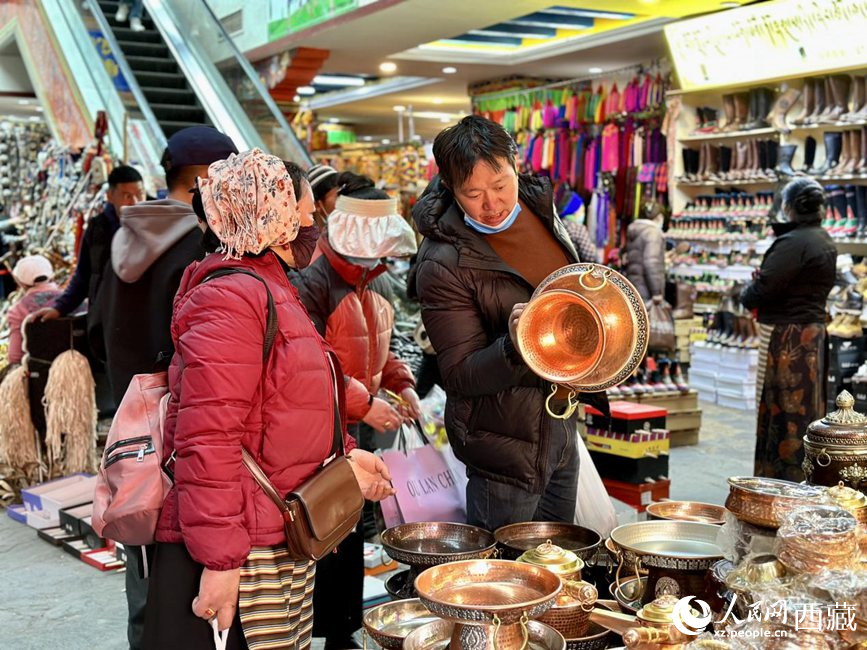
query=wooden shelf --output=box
[786,121,867,133]
[677,179,778,187]
[834,240,867,254]
[680,127,777,142]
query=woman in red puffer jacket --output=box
[144,151,393,650]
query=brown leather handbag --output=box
[242,334,363,560]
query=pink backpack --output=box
[92,372,172,545]
[92,267,278,545]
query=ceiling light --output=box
[440,117,450,123]
[432,98,443,105]
[17,99,30,105]
[393,105,406,112]
[312,74,366,87]
[382,138,391,144]
[35,106,44,113]
[297,86,316,95]
[379,62,397,73]
[588,67,603,74]
[442,66,458,74]
[328,117,339,124]
[363,136,373,142]
[293,94,300,102]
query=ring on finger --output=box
[204,607,216,619]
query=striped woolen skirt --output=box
[239,547,316,650]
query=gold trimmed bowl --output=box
[361,598,439,649]
[495,522,602,564]
[646,501,727,525]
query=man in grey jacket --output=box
[89,125,238,650]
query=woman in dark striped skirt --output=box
[741,178,836,481]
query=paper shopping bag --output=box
[381,441,466,525]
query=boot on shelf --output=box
[831,129,853,176]
[732,92,750,131]
[705,144,721,181]
[811,131,843,176]
[720,145,733,179]
[768,86,802,132]
[822,75,852,123]
[844,185,859,237]
[806,78,828,124]
[732,141,749,180]
[826,185,848,236]
[697,143,708,180]
[766,139,779,174]
[814,77,834,123]
[746,88,774,129]
[856,185,867,239]
[849,75,867,123]
[844,75,866,122]
[791,80,815,126]
[841,129,861,176]
[856,126,867,173]
[776,144,798,176]
[801,135,817,173]
[721,94,736,131]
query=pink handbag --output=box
[92,372,172,545]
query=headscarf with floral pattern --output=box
[198,148,299,259]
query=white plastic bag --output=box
[574,433,618,537]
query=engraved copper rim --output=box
[645,501,727,525]
[494,522,603,563]
[564,622,613,650]
[361,599,439,649]
[725,477,828,529]
[518,263,649,393]
[414,559,562,624]
[380,522,497,567]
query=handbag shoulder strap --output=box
[201,268,277,362]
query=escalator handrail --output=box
[84,0,167,152]
[143,0,312,165]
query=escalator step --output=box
[115,40,169,58]
[161,120,212,137]
[134,71,188,89]
[150,103,208,122]
[139,87,198,105]
[111,26,163,44]
[125,55,179,74]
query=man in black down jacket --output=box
[411,116,604,531]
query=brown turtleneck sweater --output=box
[485,200,572,287]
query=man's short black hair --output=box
[432,115,518,192]
[283,161,308,200]
[108,165,143,188]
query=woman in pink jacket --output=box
[6,255,61,365]
[144,150,393,650]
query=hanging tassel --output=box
[0,366,40,469]
[43,350,97,475]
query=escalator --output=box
[94,1,210,137]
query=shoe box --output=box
[852,377,867,412]
[829,336,865,376]
[602,478,671,513]
[590,450,669,485]
[21,474,97,530]
[585,401,667,435]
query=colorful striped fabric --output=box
[238,546,316,650]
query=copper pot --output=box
[516,264,648,417]
[803,391,867,492]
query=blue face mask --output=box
[462,202,521,235]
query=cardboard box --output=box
[602,478,671,513]
[590,451,669,485]
[585,429,670,459]
[81,544,124,572]
[37,526,83,546]
[667,410,702,432]
[60,503,93,538]
[7,504,26,524]
[670,428,700,447]
[636,390,700,413]
[21,474,93,512]
[585,401,667,435]
[79,515,106,550]
[830,336,865,354]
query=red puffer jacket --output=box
[155,251,355,571]
[294,237,415,422]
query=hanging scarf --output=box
[199,148,299,259]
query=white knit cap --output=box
[328,195,417,259]
[307,164,338,191]
[13,254,54,287]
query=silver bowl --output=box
[403,619,566,650]
[361,598,439,649]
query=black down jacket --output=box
[740,222,836,324]
[411,175,606,492]
[624,219,665,301]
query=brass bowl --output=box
[724,554,786,593]
[605,537,639,568]
[516,289,606,384]
[403,619,566,650]
[609,577,644,615]
[385,569,415,601]
[725,477,827,529]
[495,522,603,564]
[361,598,439,649]
[609,521,723,561]
[519,263,648,393]
[646,501,727,525]
[380,522,497,568]
[414,559,562,625]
